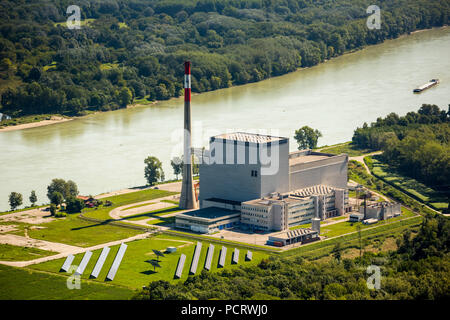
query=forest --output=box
[133,213,449,300]
[352,104,449,190]
[0,0,449,117]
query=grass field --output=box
[54,18,96,28]
[317,142,374,157]
[0,244,56,261]
[0,264,134,300]
[30,234,269,289]
[282,215,423,260]
[124,205,181,221]
[369,156,448,211]
[26,213,142,247]
[319,207,416,238]
[82,189,178,221]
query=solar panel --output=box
[106,243,127,281]
[60,254,75,272]
[75,251,92,275]
[204,244,214,271]
[152,249,165,259]
[232,248,239,264]
[148,259,161,271]
[175,254,186,279]
[90,246,110,279]
[218,246,227,268]
[189,242,202,275]
[246,250,253,261]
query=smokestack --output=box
[179,61,198,210]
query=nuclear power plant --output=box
[175,62,352,246]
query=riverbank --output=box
[1,26,447,133]
[0,115,72,132]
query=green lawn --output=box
[83,189,178,221]
[121,202,156,211]
[133,96,154,105]
[54,18,96,28]
[30,234,269,289]
[282,215,423,260]
[0,244,56,261]
[124,205,181,220]
[317,142,374,157]
[369,156,448,211]
[319,207,416,238]
[26,213,142,248]
[100,63,119,70]
[0,264,134,300]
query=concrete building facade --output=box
[359,202,401,220]
[240,185,350,232]
[199,132,290,205]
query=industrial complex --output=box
[173,61,401,247]
[175,132,355,243]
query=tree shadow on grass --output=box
[140,270,157,275]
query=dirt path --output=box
[0,234,81,255]
[109,195,178,220]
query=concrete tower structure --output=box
[179,61,198,209]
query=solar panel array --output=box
[219,246,227,268]
[232,248,239,264]
[60,254,75,272]
[189,242,202,275]
[106,243,127,281]
[75,251,92,275]
[204,244,214,270]
[246,250,253,261]
[175,254,186,279]
[90,246,110,279]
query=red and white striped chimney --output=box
[184,61,191,103]
[179,61,198,209]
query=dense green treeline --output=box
[352,104,450,190]
[0,0,449,117]
[133,214,450,300]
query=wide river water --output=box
[1,27,449,211]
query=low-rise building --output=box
[175,207,240,234]
[359,202,401,220]
[268,228,319,247]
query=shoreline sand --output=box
[0,116,73,132]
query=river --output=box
[1,27,449,211]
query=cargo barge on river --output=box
[413,79,439,93]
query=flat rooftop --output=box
[243,195,302,206]
[214,132,286,144]
[289,154,330,165]
[288,150,346,166]
[269,228,317,240]
[291,185,336,197]
[177,207,240,220]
